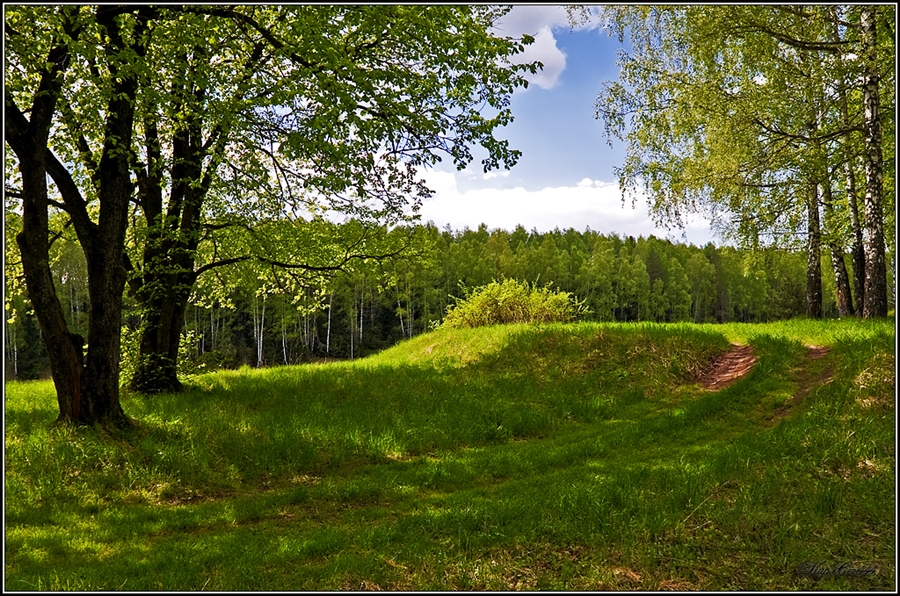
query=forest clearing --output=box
[5,318,894,591]
[5,6,895,591]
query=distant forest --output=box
[6,222,893,381]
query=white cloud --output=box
[494,6,573,90]
[518,27,567,90]
[495,5,571,35]
[415,169,715,245]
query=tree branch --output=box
[44,148,99,252]
[168,5,317,69]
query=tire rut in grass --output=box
[766,345,832,424]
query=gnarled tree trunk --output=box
[5,5,145,426]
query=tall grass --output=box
[5,318,894,590]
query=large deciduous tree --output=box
[6,6,152,425]
[4,5,536,422]
[122,5,536,393]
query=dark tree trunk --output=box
[821,177,855,317]
[4,6,146,426]
[128,39,247,393]
[130,92,208,393]
[860,7,888,318]
[81,240,130,424]
[127,38,276,392]
[72,8,145,425]
[130,287,192,394]
[806,183,823,319]
[10,124,87,423]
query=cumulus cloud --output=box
[415,169,715,245]
[517,26,567,90]
[493,5,607,91]
[494,6,573,90]
[410,7,717,245]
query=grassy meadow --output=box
[4,318,896,590]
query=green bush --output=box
[441,279,589,329]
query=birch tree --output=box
[577,5,894,318]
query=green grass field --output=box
[4,318,895,590]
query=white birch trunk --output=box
[326,292,332,356]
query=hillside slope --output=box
[5,319,895,590]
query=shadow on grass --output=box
[5,322,894,590]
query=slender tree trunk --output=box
[830,10,868,313]
[304,309,310,354]
[806,182,823,319]
[5,317,17,378]
[860,7,888,318]
[845,157,867,311]
[282,301,288,365]
[253,294,266,367]
[359,291,364,343]
[821,177,855,317]
[839,103,867,311]
[397,295,406,338]
[407,280,414,338]
[326,292,332,356]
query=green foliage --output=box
[10,219,883,379]
[120,326,204,390]
[584,5,894,319]
[440,279,589,329]
[590,6,894,244]
[13,314,49,380]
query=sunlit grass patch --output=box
[5,319,895,590]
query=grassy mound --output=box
[5,319,895,590]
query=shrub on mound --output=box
[441,279,589,329]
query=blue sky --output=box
[416,5,717,246]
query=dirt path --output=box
[697,344,757,391]
[696,342,834,422]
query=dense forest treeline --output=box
[6,221,893,380]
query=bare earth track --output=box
[697,344,757,391]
